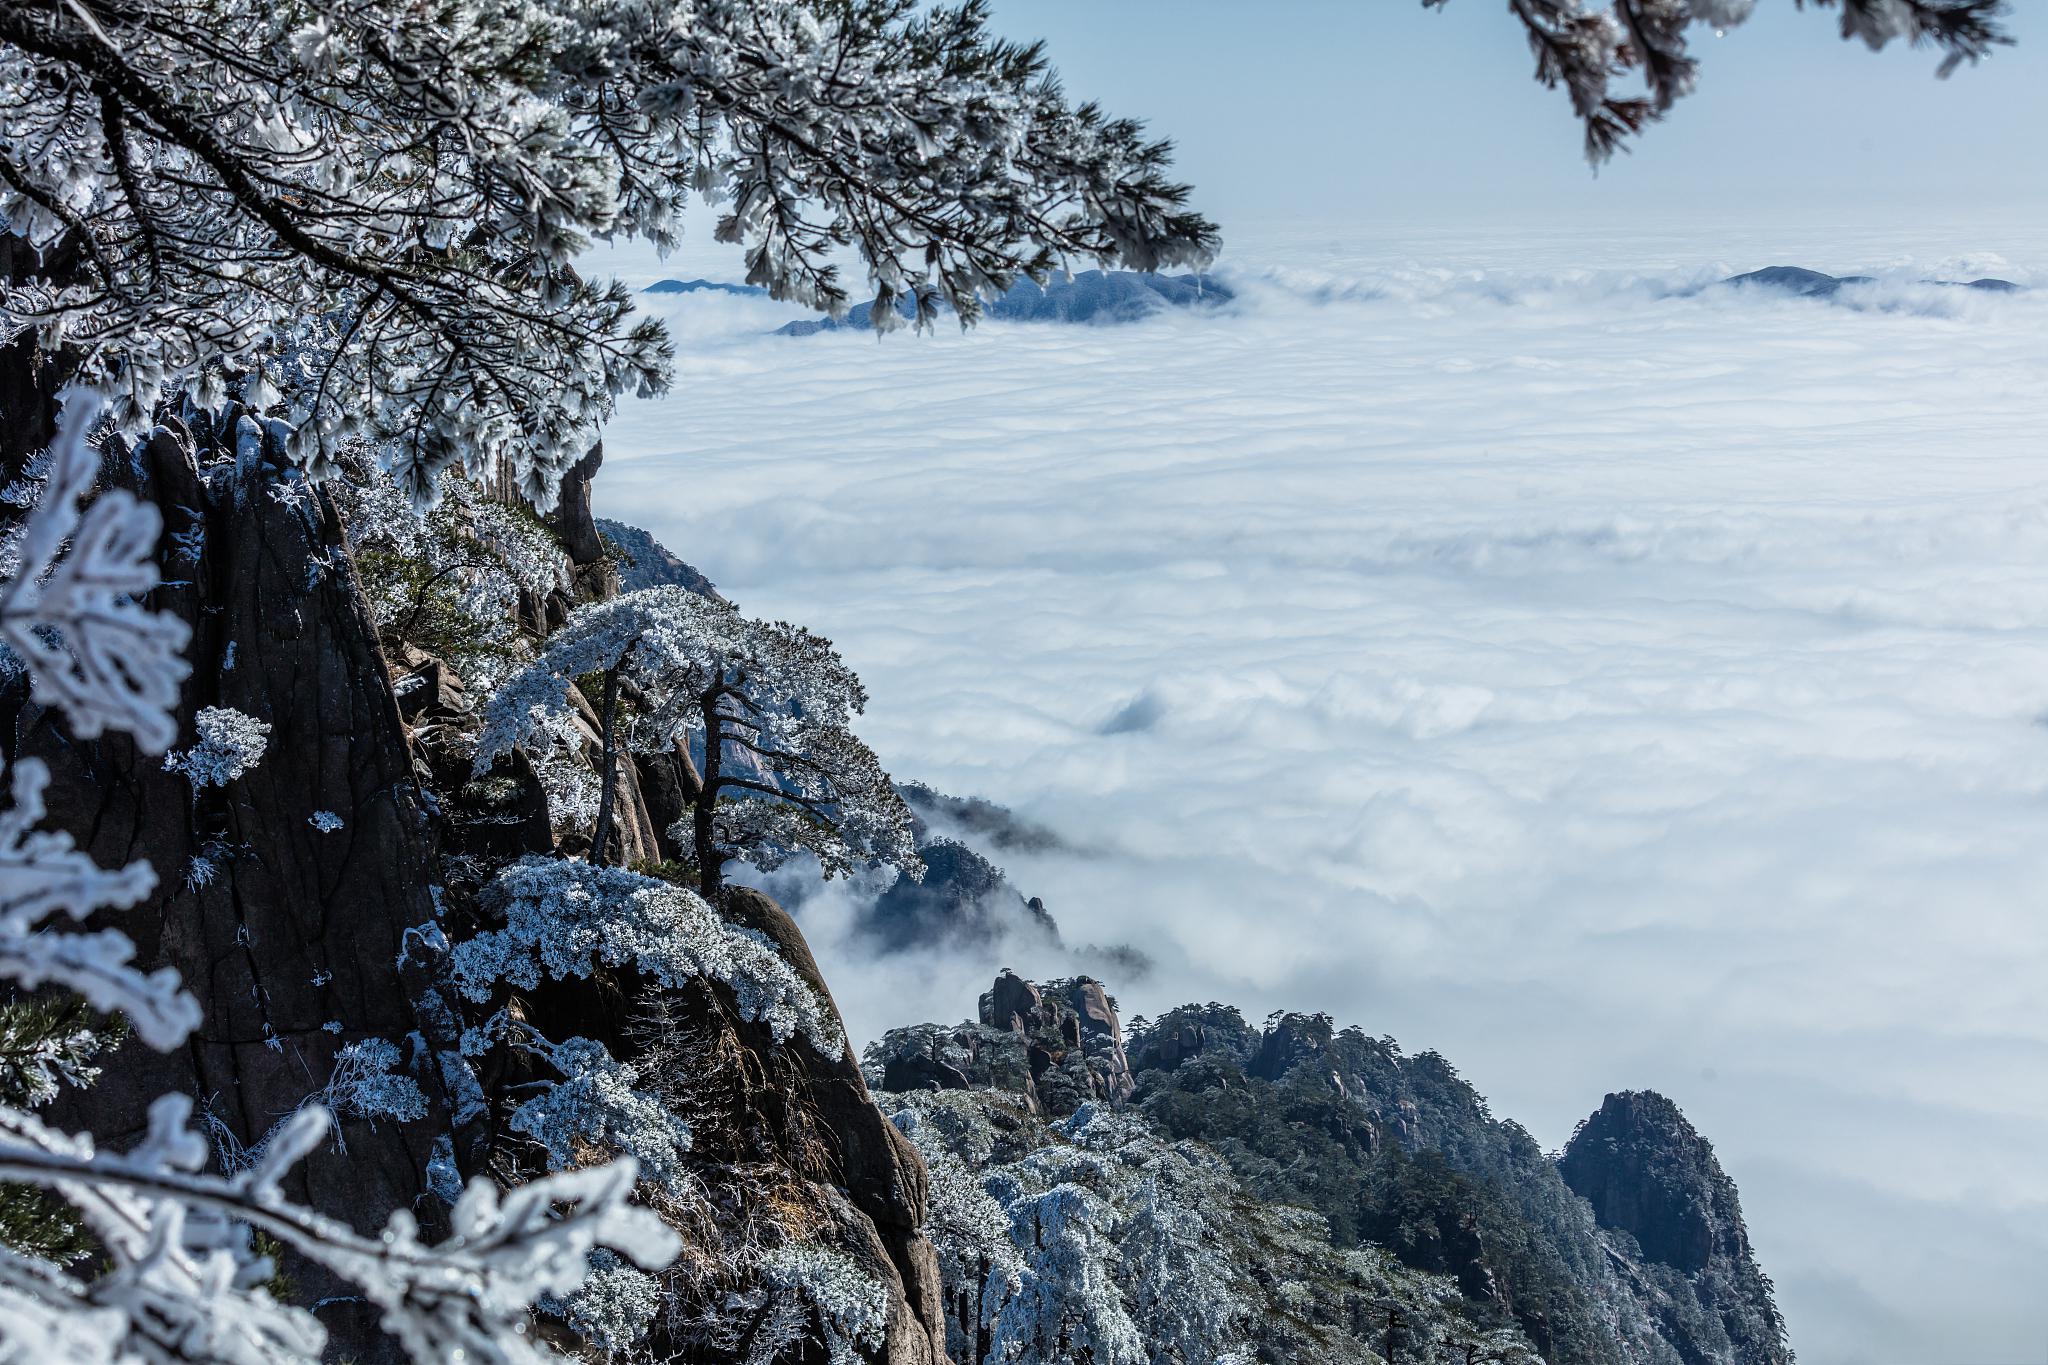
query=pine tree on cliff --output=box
[474,586,923,895]
[0,0,1218,1354]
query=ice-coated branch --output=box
[0,1095,680,1365]
[0,387,191,754]
[1425,0,2009,161]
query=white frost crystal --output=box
[164,706,271,788]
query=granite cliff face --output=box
[870,974,1792,1365]
[0,369,953,1361]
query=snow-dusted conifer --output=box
[163,705,271,788]
[475,587,921,893]
[453,856,841,1051]
[760,1243,892,1365]
[0,0,1217,507]
[508,1035,694,1189]
[993,1181,1146,1365]
[335,464,569,694]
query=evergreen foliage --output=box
[890,1089,1545,1365]
[0,994,123,1265]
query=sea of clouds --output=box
[591,222,2048,1365]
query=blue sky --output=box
[994,1,2048,230]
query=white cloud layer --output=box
[598,227,2048,1365]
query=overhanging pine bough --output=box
[1425,0,2009,162]
[0,0,1219,508]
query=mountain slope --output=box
[870,975,1792,1365]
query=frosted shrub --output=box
[510,1036,693,1189]
[163,705,270,788]
[454,857,841,1051]
[995,1182,1145,1365]
[544,1249,663,1354]
[322,1039,428,1127]
[761,1244,891,1365]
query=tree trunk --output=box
[589,664,623,867]
[695,687,723,900]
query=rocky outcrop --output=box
[548,443,608,566]
[880,983,1791,1365]
[866,971,1131,1119]
[595,516,727,601]
[896,782,1066,855]
[3,378,954,1360]
[862,839,1061,954]
[688,889,949,1365]
[1562,1092,1792,1365]
[6,410,481,1359]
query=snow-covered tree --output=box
[475,586,921,892]
[335,462,570,694]
[0,0,1218,508]
[1430,0,2009,161]
[0,388,680,1362]
[757,1243,893,1365]
[991,1180,1146,1365]
[453,856,843,1051]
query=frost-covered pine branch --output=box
[475,587,921,893]
[0,387,190,753]
[0,0,1217,507]
[1423,0,2009,161]
[0,1095,680,1365]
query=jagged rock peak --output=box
[870,971,1134,1118]
[1561,1090,1743,1273]
[1562,1090,1793,1365]
[593,516,727,602]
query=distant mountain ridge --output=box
[640,269,1233,334]
[1721,265,2020,297]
